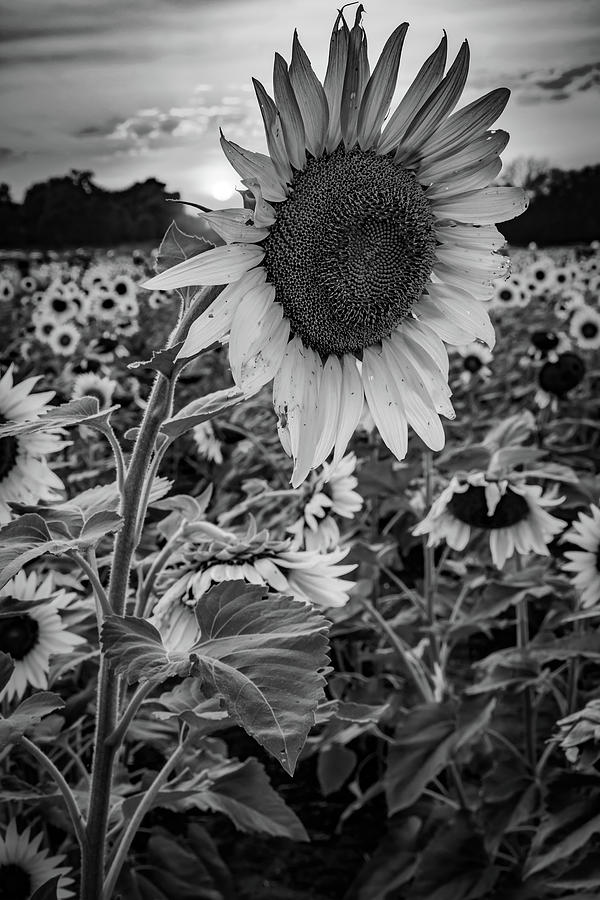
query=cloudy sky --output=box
[2,0,599,206]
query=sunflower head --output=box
[143,8,526,484]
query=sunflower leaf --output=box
[101,616,199,685]
[128,343,185,378]
[155,221,214,275]
[0,692,65,750]
[186,581,331,775]
[161,386,245,438]
[0,397,119,438]
[0,652,14,693]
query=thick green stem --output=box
[102,739,188,900]
[79,290,217,900]
[517,595,536,769]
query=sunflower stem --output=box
[102,734,189,900]
[139,525,185,616]
[103,424,126,499]
[69,549,110,620]
[80,288,218,900]
[105,682,154,750]
[516,592,536,770]
[20,735,86,851]
[421,450,441,667]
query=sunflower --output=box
[19,275,38,295]
[0,366,66,523]
[0,277,15,303]
[413,472,565,569]
[109,273,137,303]
[455,340,492,384]
[154,523,356,614]
[0,571,85,703]
[143,9,526,486]
[535,350,586,408]
[288,451,363,550]
[491,274,529,310]
[562,503,600,609]
[569,305,600,351]
[46,322,81,357]
[0,820,75,900]
[554,287,585,321]
[526,256,556,293]
[91,291,120,321]
[71,372,117,409]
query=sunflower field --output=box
[2,9,600,900]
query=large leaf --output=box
[0,652,14,693]
[0,692,65,749]
[0,510,122,588]
[385,698,495,814]
[155,221,214,274]
[0,397,118,438]
[101,617,197,685]
[524,799,600,878]
[188,581,330,775]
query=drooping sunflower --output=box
[562,503,600,609]
[0,570,86,703]
[144,9,526,485]
[71,372,117,409]
[288,451,363,550]
[0,366,66,523]
[0,820,75,900]
[413,471,565,569]
[153,523,356,627]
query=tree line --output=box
[0,161,599,248]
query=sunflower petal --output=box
[313,354,343,467]
[252,77,293,183]
[323,10,350,151]
[397,40,470,160]
[384,336,446,450]
[333,355,364,464]
[220,133,287,202]
[362,346,408,460]
[357,22,409,150]
[273,52,306,170]
[378,33,447,154]
[425,284,496,348]
[418,87,510,160]
[425,157,502,199]
[142,244,264,290]
[418,129,510,181]
[431,186,529,224]
[290,30,329,157]
[340,5,370,149]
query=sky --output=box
[2,0,600,207]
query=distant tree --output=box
[499,156,551,198]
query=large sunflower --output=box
[144,9,526,485]
[0,366,66,523]
[0,820,75,899]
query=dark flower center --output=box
[533,268,547,281]
[581,321,599,339]
[52,298,68,313]
[0,611,40,660]
[448,484,530,529]
[463,355,482,373]
[539,352,585,397]
[499,288,513,302]
[264,147,436,357]
[531,330,558,352]
[115,282,128,295]
[0,863,32,900]
[0,415,19,481]
[101,297,116,309]
[59,333,74,347]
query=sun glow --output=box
[210,179,237,202]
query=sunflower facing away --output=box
[144,8,526,486]
[413,472,566,570]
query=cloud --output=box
[74,87,262,155]
[473,60,600,104]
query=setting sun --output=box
[210,179,237,202]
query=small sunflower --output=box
[288,451,363,550]
[110,274,137,304]
[37,293,80,323]
[536,350,586,408]
[91,292,120,321]
[526,256,556,293]
[569,305,600,351]
[0,366,66,523]
[19,275,38,295]
[192,420,223,464]
[144,9,526,485]
[154,523,356,613]
[562,503,600,609]
[71,372,117,409]
[554,288,585,321]
[413,472,565,569]
[455,340,492,384]
[0,820,75,899]
[0,571,85,703]
[0,277,15,303]
[491,274,529,310]
[46,322,81,357]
